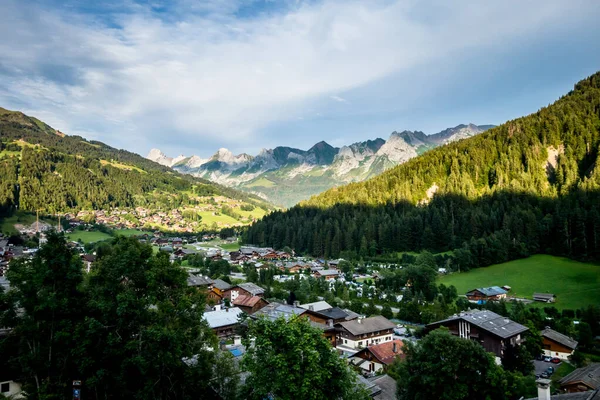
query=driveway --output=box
[533,359,561,376]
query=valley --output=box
[0,107,273,233]
[149,124,493,207]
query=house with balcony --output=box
[426,310,528,362]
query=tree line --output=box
[244,72,600,268]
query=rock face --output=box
[147,124,493,207]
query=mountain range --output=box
[0,107,272,232]
[243,71,600,264]
[148,124,494,207]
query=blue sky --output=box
[1,0,599,158]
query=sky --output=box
[1,0,599,159]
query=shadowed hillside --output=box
[244,71,600,267]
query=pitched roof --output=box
[534,293,556,299]
[213,279,232,290]
[560,363,600,389]
[233,295,265,308]
[427,310,528,339]
[366,340,405,365]
[338,316,396,336]
[541,328,578,350]
[187,274,214,287]
[204,307,244,328]
[525,389,600,400]
[316,269,339,276]
[299,301,332,312]
[313,307,350,321]
[252,302,306,321]
[371,375,398,400]
[236,282,265,295]
[466,286,507,296]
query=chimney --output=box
[358,317,363,324]
[536,378,551,400]
[327,319,333,328]
[309,305,314,311]
[293,301,299,308]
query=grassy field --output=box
[66,230,112,243]
[220,242,241,251]
[439,255,600,310]
[115,228,148,237]
[197,211,240,226]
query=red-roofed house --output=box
[232,295,269,315]
[349,340,405,374]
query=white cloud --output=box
[330,95,349,104]
[0,0,598,156]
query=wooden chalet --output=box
[232,295,269,315]
[426,310,528,361]
[349,340,405,374]
[208,278,232,302]
[559,363,600,393]
[541,328,578,360]
[224,282,265,302]
[313,269,339,280]
[465,286,508,302]
[336,316,396,350]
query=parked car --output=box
[546,367,555,375]
[540,372,550,379]
[543,356,552,362]
[551,358,561,364]
[535,354,544,361]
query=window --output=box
[344,339,347,344]
[0,382,9,393]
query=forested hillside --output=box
[244,72,600,268]
[0,108,272,229]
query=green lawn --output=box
[115,228,148,237]
[197,211,240,225]
[220,242,241,251]
[66,230,112,243]
[439,255,600,310]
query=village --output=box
[0,227,597,400]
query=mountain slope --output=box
[150,124,491,207]
[0,108,273,231]
[243,72,600,266]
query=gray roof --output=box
[213,279,232,291]
[428,310,528,339]
[343,308,361,321]
[541,328,578,350]
[252,302,306,321]
[560,363,600,390]
[299,301,332,312]
[534,293,556,299]
[357,375,382,397]
[526,389,600,400]
[187,274,214,287]
[204,307,244,328]
[338,316,396,336]
[316,269,339,276]
[466,286,507,296]
[371,375,398,400]
[236,282,265,296]
[313,307,350,321]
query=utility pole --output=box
[36,209,39,233]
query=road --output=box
[374,304,400,313]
